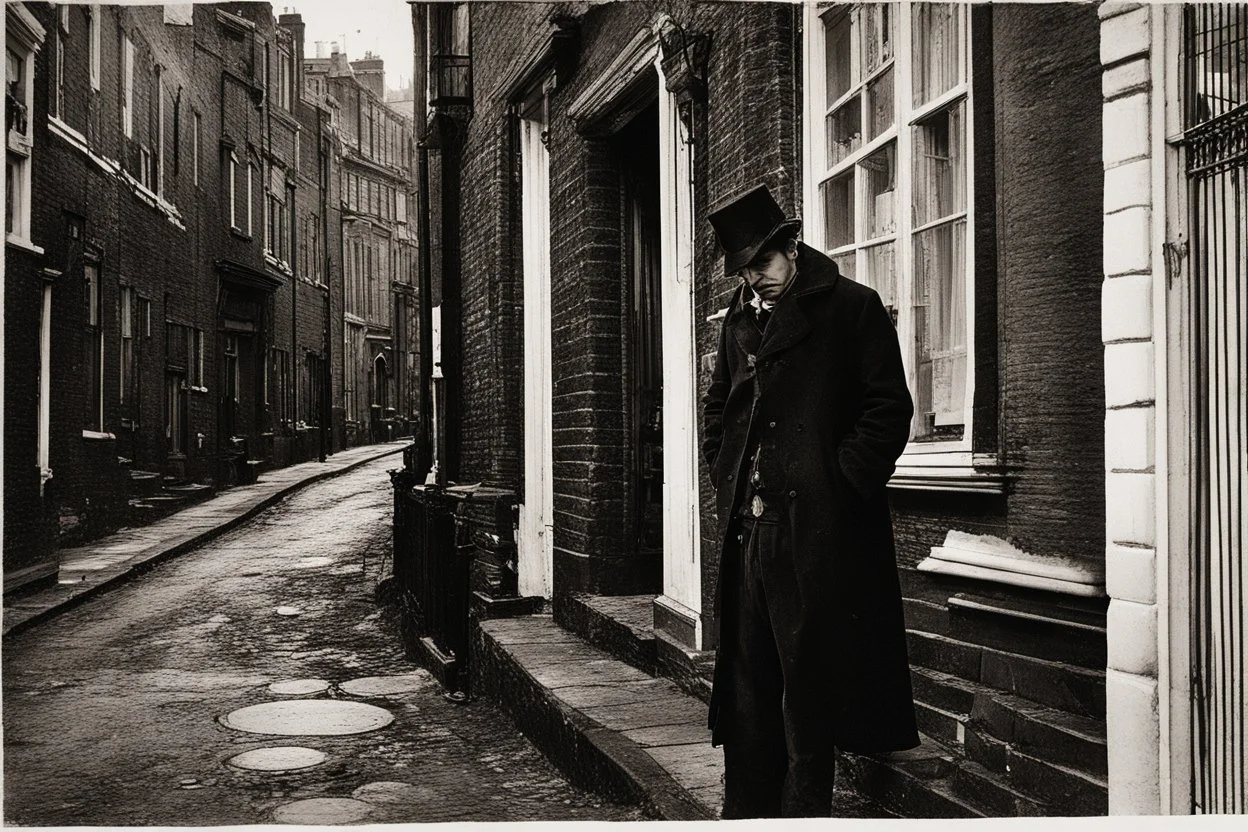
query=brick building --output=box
[400,0,1241,819]
[4,3,417,591]
[304,46,419,449]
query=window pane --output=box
[912,219,967,439]
[862,142,896,239]
[864,242,899,327]
[823,8,852,105]
[913,101,966,226]
[831,252,856,280]
[912,3,962,106]
[6,158,16,235]
[865,67,894,139]
[826,96,862,167]
[860,2,895,77]
[821,172,855,249]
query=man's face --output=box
[739,239,799,301]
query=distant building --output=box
[3,2,419,591]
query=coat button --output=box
[789,490,797,498]
[768,420,776,428]
[726,474,734,482]
[796,423,804,432]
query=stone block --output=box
[1105,404,1154,471]
[1105,669,1161,814]
[1104,157,1151,215]
[1103,94,1150,168]
[1106,598,1158,676]
[1106,543,1157,605]
[1106,471,1156,547]
[1104,205,1152,275]
[1104,341,1154,406]
[1100,7,1151,66]
[1102,58,1150,100]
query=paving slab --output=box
[3,441,408,639]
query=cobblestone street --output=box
[2,456,642,825]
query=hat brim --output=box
[723,218,802,275]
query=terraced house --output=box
[398,0,1246,818]
[4,3,419,592]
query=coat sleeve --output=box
[701,313,731,483]
[837,290,914,501]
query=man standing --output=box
[702,184,919,818]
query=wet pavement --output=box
[2,455,643,825]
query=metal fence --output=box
[1182,2,1247,814]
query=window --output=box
[806,2,972,446]
[122,34,134,137]
[139,146,152,189]
[155,69,165,195]
[84,262,103,431]
[138,296,152,338]
[224,335,239,404]
[193,113,200,186]
[54,5,66,120]
[278,49,292,110]
[247,162,256,236]
[426,2,471,106]
[227,150,239,228]
[267,348,290,424]
[89,5,100,90]
[187,327,204,388]
[120,285,134,406]
[6,6,45,249]
[265,166,290,264]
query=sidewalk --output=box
[2,440,409,638]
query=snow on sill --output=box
[82,429,117,441]
[6,233,45,255]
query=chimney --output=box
[349,55,385,99]
[277,11,306,67]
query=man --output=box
[702,184,919,818]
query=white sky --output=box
[283,0,415,93]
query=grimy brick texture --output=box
[4,3,413,585]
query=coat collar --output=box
[727,243,842,361]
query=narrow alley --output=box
[1,456,641,826]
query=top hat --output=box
[707,184,802,275]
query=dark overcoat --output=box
[702,242,920,754]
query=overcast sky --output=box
[281,0,415,93]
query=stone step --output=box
[559,593,657,676]
[898,570,1108,672]
[839,735,985,819]
[970,692,1107,777]
[951,759,1049,817]
[946,593,1107,670]
[905,630,1105,720]
[910,666,986,716]
[964,724,1108,815]
[915,700,968,749]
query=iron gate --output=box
[1181,2,1247,815]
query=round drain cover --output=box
[268,679,330,696]
[220,700,394,736]
[272,797,373,824]
[226,746,327,772]
[339,673,430,698]
[352,780,434,805]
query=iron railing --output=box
[1182,2,1246,814]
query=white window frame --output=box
[6,5,46,253]
[155,67,165,195]
[803,2,977,469]
[54,7,65,120]
[192,112,200,186]
[122,33,134,138]
[120,284,133,405]
[89,5,100,91]
[84,261,104,432]
[139,145,152,189]
[246,162,256,236]
[228,149,239,229]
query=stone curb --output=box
[3,443,408,639]
[473,622,715,821]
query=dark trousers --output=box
[721,517,837,819]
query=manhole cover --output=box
[339,673,430,698]
[293,557,333,569]
[275,606,302,616]
[226,746,327,772]
[352,781,434,805]
[268,679,330,696]
[272,797,373,824]
[220,700,394,736]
